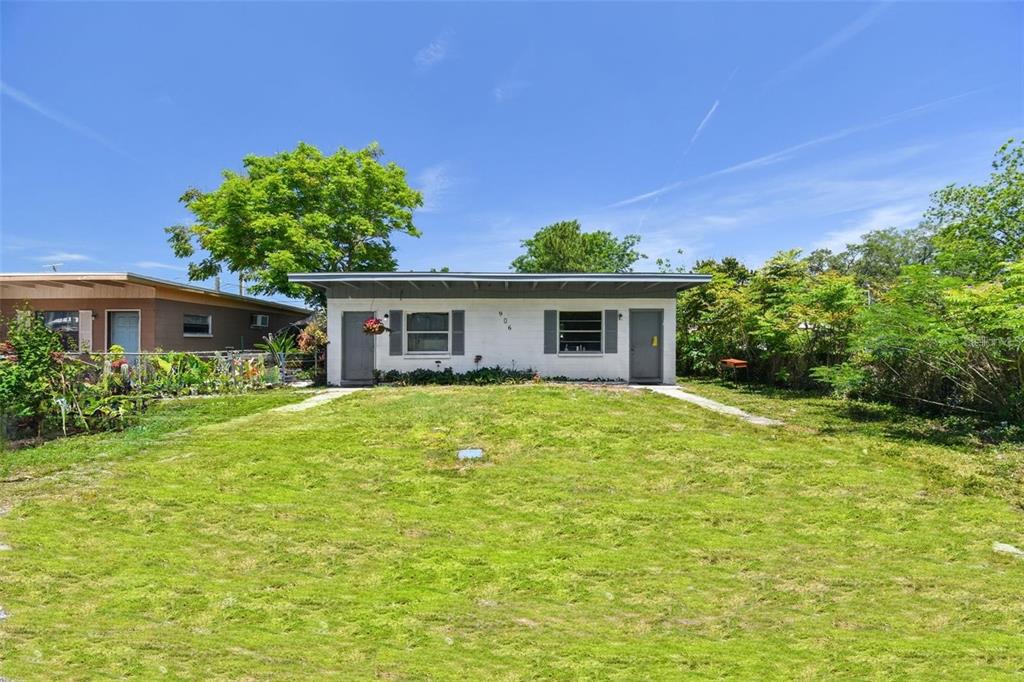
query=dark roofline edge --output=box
[288,271,711,283]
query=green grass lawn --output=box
[2,384,1023,679]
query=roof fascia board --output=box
[0,272,308,314]
[289,272,710,284]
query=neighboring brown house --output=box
[0,273,309,354]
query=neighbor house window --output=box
[406,312,450,353]
[183,314,213,336]
[250,313,269,329]
[558,311,602,353]
[39,311,79,349]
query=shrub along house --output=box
[287,272,710,386]
[0,272,309,354]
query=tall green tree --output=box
[927,139,1024,281]
[803,248,850,276]
[804,226,934,288]
[166,142,423,307]
[675,251,863,385]
[675,258,755,374]
[841,226,935,288]
[510,220,645,273]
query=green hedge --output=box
[374,366,623,386]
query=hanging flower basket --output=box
[362,317,390,335]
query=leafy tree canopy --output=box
[927,139,1024,281]
[805,226,936,289]
[843,226,935,288]
[510,220,645,273]
[687,257,753,284]
[166,142,423,307]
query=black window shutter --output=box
[452,310,465,355]
[544,310,557,354]
[604,309,618,353]
[389,310,403,356]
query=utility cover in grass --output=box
[457,448,484,460]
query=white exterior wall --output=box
[326,296,676,385]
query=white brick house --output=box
[288,272,710,386]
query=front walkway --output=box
[638,385,784,426]
[269,383,782,426]
[270,388,366,413]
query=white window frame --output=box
[557,310,603,355]
[105,309,142,354]
[250,313,270,329]
[405,311,451,356]
[183,313,214,338]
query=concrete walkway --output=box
[638,385,784,426]
[270,387,365,413]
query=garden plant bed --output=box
[1,384,1022,678]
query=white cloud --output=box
[493,79,531,103]
[414,30,452,70]
[30,251,94,263]
[1,81,130,157]
[416,162,456,213]
[606,88,986,209]
[402,140,951,271]
[577,134,993,269]
[0,235,41,252]
[133,260,185,271]
[813,204,923,252]
[403,128,1011,273]
[767,3,890,86]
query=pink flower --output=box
[362,317,388,335]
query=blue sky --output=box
[2,1,1021,300]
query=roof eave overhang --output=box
[287,272,712,290]
[1,272,310,315]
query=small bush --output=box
[374,366,624,386]
[375,366,537,386]
[0,311,69,436]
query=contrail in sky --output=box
[1,80,130,157]
[608,87,986,209]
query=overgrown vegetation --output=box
[675,139,1024,422]
[0,311,276,442]
[1,385,1022,678]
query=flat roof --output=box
[1,272,310,315]
[289,271,711,288]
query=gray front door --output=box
[629,309,663,384]
[108,311,140,355]
[342,311,375,384]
